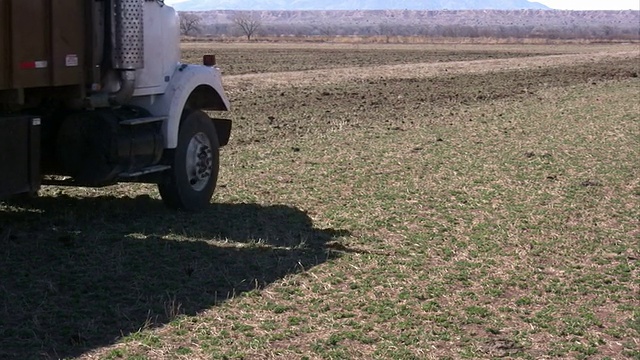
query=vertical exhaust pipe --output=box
[110,0,144,104]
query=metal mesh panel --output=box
[112,0,143,69]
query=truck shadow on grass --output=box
[0,194,349,359]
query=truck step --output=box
[119,165,170,178]
[119,116,167,126]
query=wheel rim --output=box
[185,132,213,192]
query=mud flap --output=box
[0,116,41,198]
[212,118,232,147]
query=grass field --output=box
[1,42,639,359]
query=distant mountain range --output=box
[173,0,551,11]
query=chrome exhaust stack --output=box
[110,0,144,104]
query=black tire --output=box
[158,110,220,211]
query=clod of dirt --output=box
[546,175,558,181]
[292,147,301,152]
[436,137,444,142]
[581,179,603,187]
[483,338,523,357]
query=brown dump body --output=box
[0,0,86,91]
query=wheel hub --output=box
[185,132,213,191]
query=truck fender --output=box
[132,64,230,149]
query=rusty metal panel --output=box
[51,0,85,86]
[0,0,9,90]
[1,0,86,90]
[10,0,51,89]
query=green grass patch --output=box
[1,44,638,360]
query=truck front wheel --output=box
[158,110,220,211]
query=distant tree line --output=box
[180,13,639,41]
[207,23,638,41]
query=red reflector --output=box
[19,60,48,70]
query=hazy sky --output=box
[538,0,639,10]
[164,0,640,10]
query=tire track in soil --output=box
[223,51,638,92]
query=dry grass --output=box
[1,43,638,360]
